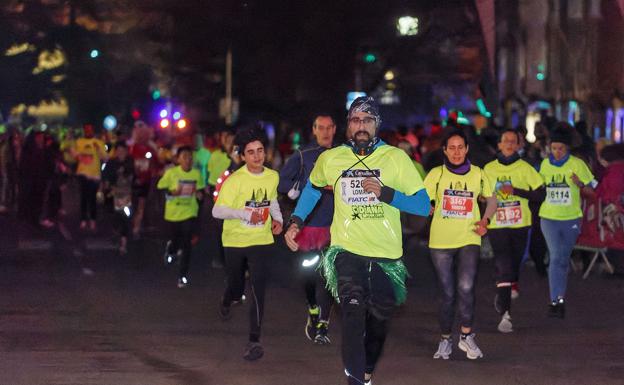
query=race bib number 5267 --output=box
[340,169,380,206]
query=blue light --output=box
[90,49,99,59]
[173,112,181,120]
[103,115,117,131]
[159,109,168,118]
[439,108,448,119]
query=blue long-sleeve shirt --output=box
[278,141,333,227]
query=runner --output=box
[285,96,430,385]
[484,129,545,332]
[539,128,597,318]
[157,146,205,288]
[212,128,282,361]
[424,128,496,360]
[102,141,135,255]
[278,114,336,345]
[128,121,158,238]
[73,124,107,231]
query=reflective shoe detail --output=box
[231,294,246,306]
[305,306,320,341]
[511,282,520,300]
[177,276,188,288]
[497,311,513,333]
[314,321,331,345]
[243,342,264,361]
[458,333,484,359]
[164,240,175,265]
[344,369,370,385]
[548,298,565,319]
[433,337,452,359]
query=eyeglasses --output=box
[348,117,376,126]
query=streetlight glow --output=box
[397,16,419,36]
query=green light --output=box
[476,98,492,118]
[152,90,161,100]
[536,73,545,81]
[364,53,376,63]
[537,64,545,72]
[90,49,99,58]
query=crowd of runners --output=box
[2,96,624,385]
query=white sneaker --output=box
[458,333,484,359]
[497,311,513,333]
[433,337,452,359]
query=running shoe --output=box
[219,302,232,321]
[433,337,452,359]
[458,333,484,359]
[177,276,188,288]
[305,306,320,341]
[314,321,331,345]
[344,369,371,385]
[231,294,246,306]
[548,298,565,319]
[497,311,513,333]
[243,342,264,361]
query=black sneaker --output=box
[243,342,264,361]
[305,307,320,341]
[314,321,331,345]
[219,303,232,321]
[177,276,188,288]
[548,298,565,319]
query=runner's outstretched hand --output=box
[284,223,300,251]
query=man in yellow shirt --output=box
[285,97,430,385]
[212,129,282,362]
[73,124,107,231]
[157,146,205,288]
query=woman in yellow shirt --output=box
[424,129,496,360]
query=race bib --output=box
[178,180,197,197]
[135,158,149,172]
[79,154,94,165]
[244,201,270,228]
[495,200,522,227]
[441,189,474,219]
[340,169,380,206]
[546,186,571,206]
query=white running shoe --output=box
[498,311,513,333]
[433,337,452,359]
[458,333,484,359]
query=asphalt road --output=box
[1,183,623,385]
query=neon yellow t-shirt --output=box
[424,165,493,249]
[207,149,231,186]
[309,144,425,259]
[215,166,279,247]
[538,155,594,220]
[484,158,544,229]
[157,166,205,222]
[75,138,105,179]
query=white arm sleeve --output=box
[212,205,251,221]
[269,199,283,224]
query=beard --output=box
[352,130,371,145]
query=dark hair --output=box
[442,128,468,149]
[600,143,624,163]
[176,145,193,156]
[549,128,572,146]
[498,128,521,144]
[234,128,267,155]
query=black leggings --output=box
[167,219,194,278]
[223,244,271,343]
[79,176,99,221]
[430,245,480,335]
[113,210,131,238]
[335,252,396,385]
[300,250,333,322]
[489,227,530,313]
